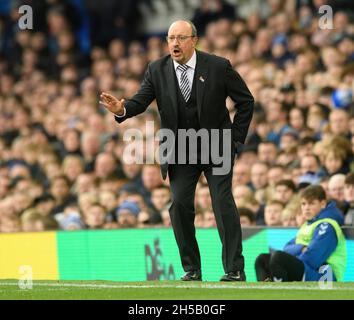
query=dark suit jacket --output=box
[115,50,254,179]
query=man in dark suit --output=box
[100,20,254,281]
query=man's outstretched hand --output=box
[100,92,125,116]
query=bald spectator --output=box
[328,174,346,203]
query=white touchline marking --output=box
[0,282,353,291]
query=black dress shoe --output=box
[181,270,202,281]
[220,271,246,282]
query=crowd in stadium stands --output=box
[0,0,353,233]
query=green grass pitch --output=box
[1,280,354,300]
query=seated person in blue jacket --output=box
[255,185,346,282]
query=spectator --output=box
[297,137,316,159]
[233,161,251,186]
[116,200,140,228]
[61,214,85,231]
[327,174,346,202]
[33,193,56,217]
[50,175,77,215]
[273,179,297,205]
[83,203,107,229]
[267,165,286,187]
[99,190,118,221]
[289,107,306,133]
[281,205,299,227]
[134,164,164,208]
[281,207,297,228]
[233,185,253,203]
[299,154,324,185]
[239,207,256,227]
[94,152,119,180]
[250,161,269,191]
[323,146,350,176]
[58,128,82,159]
[255,185,346,282]
[257,141,278,165]
[264,200,284,227]
[73,173,98,194]
[62,155,85,184]
[329,109,350,137]
[150,185,170,222]
[20,208,45,232]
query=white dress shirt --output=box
[173,50,197,89]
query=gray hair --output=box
[185,20,198,37]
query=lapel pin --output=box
[199,76,205,82]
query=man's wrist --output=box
[115,107,126,117]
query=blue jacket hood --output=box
[309,201,344,226]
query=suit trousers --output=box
[167,143,244,274]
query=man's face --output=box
[264,204,283,226]
[329,110,348,135]
[258,143,277,163]
[50,178,69,200]
[233,163,251,185]
[95,154,116,178]
[324,152,342,175]
[85,206,106,228]
[274,185,294,204]
[167,21,197,64]
[300,198,326,221]
[118,211,137,228]
[328,180,345,201]
[142,166,162,191]
[152,189,170,211]
[267,167,284,186]
[251,164,268,189]
[301,156,318,175]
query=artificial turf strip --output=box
[0,280,354,300]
